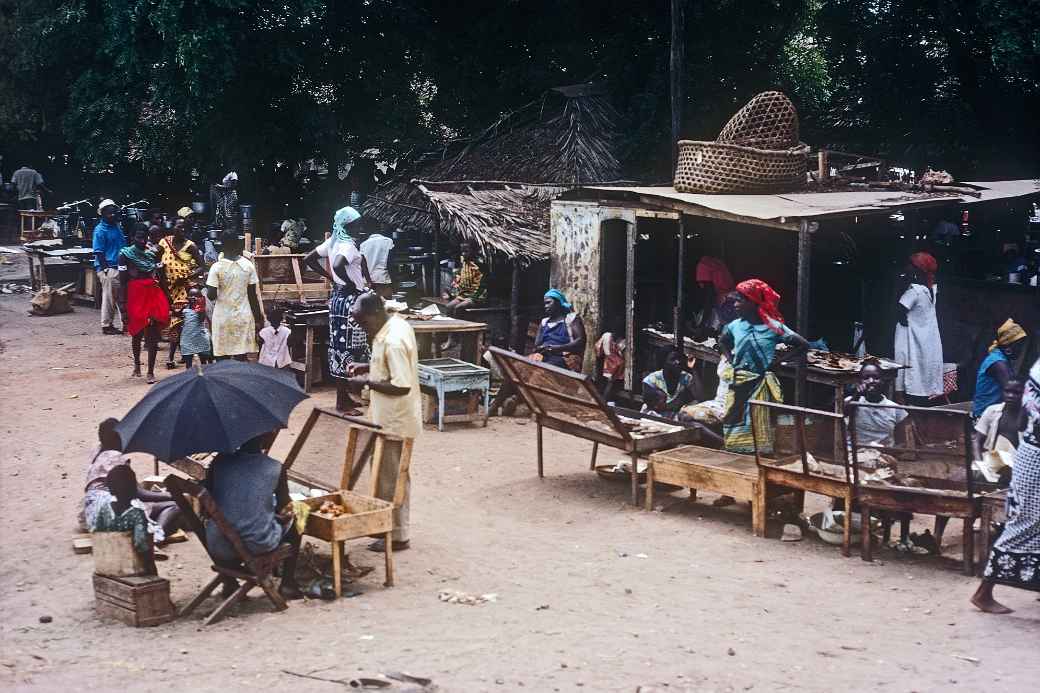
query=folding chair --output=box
[164,475,292,625]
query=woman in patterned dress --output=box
[205,233,262,361]
[972,356,1040,613]
[304,206,372,414]
[160,218,204,368]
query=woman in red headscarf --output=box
[894,252,944,402]
[717,279,809,456]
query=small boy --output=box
[258,308,292,368]
[180,287,213,368]
[90,465,159,574]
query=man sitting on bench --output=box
[443,240,486,318]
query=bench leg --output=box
[204,581,253,626]
[842,489,853,558]
[589,442,598,471]
[332,540,342,598]
[180,575,222,618]
[536,423,544,478]
[753,471,767,538]
[962,517,974,577]
[644,462,654,511]
[383,531,395,587]
[629,453,639,506]
[861,504,873,562]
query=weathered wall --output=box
[550,201,636,373]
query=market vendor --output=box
[973,318,1027,419]
[214,171,241,232]
[641,348,700,420]
[442,240,485,317]
[846,360,908,448]
[894,252,944,404]
[692,256,735,337]
[204,431,303,600]
[719,279,809,455]
[534,289,587,371]
[972,379,1024,484]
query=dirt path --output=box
[1,280,1039,692]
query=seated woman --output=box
[533,289,586,371]
[973,319,1027,419]
[973,379,1024,484]
[641,348,699,420]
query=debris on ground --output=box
[438,590,497,605]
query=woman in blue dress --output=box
[534,289,587,372]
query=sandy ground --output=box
[1,254,1039,692]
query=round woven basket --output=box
[674,139,809,194]
[717,91,800,149]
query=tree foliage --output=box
[2,0,1037,191]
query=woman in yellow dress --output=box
[159,218,204,368]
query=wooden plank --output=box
[795,219,812,405]
[650,459,756,501]
[537,415,629,449]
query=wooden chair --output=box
[750,401,856,556]
[847,402,979,575]
[164,475,292,625]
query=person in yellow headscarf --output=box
[160,217,204,368]
[973,318,1028,418]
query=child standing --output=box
[259,308,293,368]
[180,287,213,368]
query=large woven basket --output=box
[674,139,809,194]
[717,91,800,149]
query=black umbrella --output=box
[115,360,309,461]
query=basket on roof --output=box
[674,91,809,194]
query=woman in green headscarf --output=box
[118,223,171,383]
[305,206,373,414]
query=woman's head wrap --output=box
[222,171,238,186]
[909,251,937,289]
[332,206,361,243]
[990,318,1027,353]
[544,288,572,312]
[736,278,785,334]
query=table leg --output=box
[304,325,314,393]
[437,382,445,432]
[753,471,767,538]
[860,503,872,562]
[332,539,342,598]
[833,384,844,464]
[482,386,490,427]
[460,333,477,363]
[842,488,853,558]
[644,462,654,511]
[383,531,395,587]
[589,441,599,471]
[629,453,640,506]
[962,517,974,577]
[536,423,544,478]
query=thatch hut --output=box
[362,83,630,348]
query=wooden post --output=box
[795,219,812,406]
[432,214,441,296]
[817,150,829,183]
[670,0,687,172]
[510,259,521,351]
[624,222,637,392]
[674,214,686,347]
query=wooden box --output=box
[93,574,174,627]
[303,490,394,542]
[92,531,149,577]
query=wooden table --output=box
[417,358,491,431]
[646,445,768,533]
[282,306,329,393]
[23,245,97,303]
[406,317,487,364]
[976,489,1007,576]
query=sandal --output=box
[146,374,157,384]
[165,361,177,370]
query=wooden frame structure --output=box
[750,400,856,556]
[489,346,701,505]
[847,401,978,575]
[281,406,412,596]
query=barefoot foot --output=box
[131,368,142,378]
[970,593,1014,614]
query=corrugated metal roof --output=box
[578,180,1039,226]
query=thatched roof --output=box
[414,181,566,264]
[363,83,626,262]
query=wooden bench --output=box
[646,445,768,534]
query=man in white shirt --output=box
[359,230,395,298]
[348,293,422,552]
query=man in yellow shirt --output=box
[348,293,422,552]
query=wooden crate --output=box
[303,490,394,542]
[93,574,174,627]
[93,531,150,577]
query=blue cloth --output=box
[537,316,572,368]
[92,220,125,270]
[720,318,794,376]
[204,451,284,562]
[544,289,572,311]
[973,350,1009,418]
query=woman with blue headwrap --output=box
[305,206,373,413]
[534,289,586,371]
